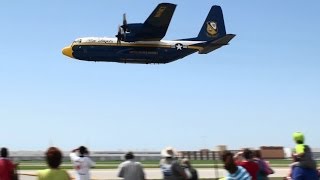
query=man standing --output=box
[70,146,95,180]
[118,152,145,180]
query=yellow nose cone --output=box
[62,46,73,58]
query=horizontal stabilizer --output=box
[198,34,235,54]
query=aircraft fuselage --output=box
[62,37,205,64]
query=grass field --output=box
[15,159,311,170]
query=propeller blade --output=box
[122,13,128,32]
[116,13,128,44]
[123,13,127,27]
[118,25,122,34]
[116,25,122,45]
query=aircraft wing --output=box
[138,3,176,41]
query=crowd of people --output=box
[0,132,319,180]
[219,131,319,180]
[221,149,273,180]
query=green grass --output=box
[16,159,320,170]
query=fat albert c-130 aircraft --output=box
[62,3,235,64]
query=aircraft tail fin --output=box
[195,5,226,41]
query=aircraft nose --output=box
[62,46,73,58]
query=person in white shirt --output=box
[118,152,145,180]
[69,146,95,180]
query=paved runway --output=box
[19,167,290,180]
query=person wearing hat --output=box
[159,147,187,180]
[291,132,316,169]
[285,132,318,180]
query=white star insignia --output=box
[175,43,183,50]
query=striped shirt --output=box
[226,166,251,180]
[118,160,145,180]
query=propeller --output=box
[116,25,124,45]
[115,13,128,45]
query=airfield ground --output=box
[19,168,290,180]
[15,159,298,179]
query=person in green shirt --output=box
[291,132,316,169]
[285,132,317,179]
[38,147,71,180]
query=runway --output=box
[19,167,290,180]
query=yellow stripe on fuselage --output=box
[188,46,204,51]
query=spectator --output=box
[220,151,251,180]
[38,147,70,180]
[284,132,318,180]
[234,151,244,163]
[181,158,198,180]
[70,146,95,180]
[118,151,145,180]
[235,149,259,180]
[291,132,317,169]
[159,147,187,180]
[0,147,18,180]
[253,150,273,180]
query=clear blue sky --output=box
[1,0,319,151]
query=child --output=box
[286,132,317,179]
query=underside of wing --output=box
[138,3,177,41]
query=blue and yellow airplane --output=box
[62,3,235,64]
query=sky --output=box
[0,1,320,151]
